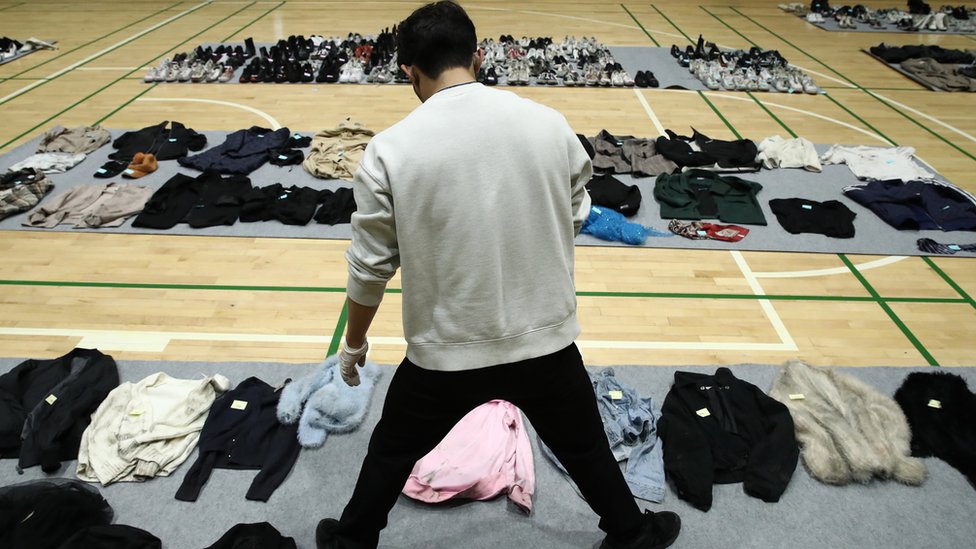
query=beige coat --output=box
[303,119,375,181]
[36,124,112,155]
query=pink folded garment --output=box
[402,399,535,513]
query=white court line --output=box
[0,1,211,105]
[76,67,140,71]
[729,251,798,350]
[0,328,798,353]
[752,256,909,278]
[633,88,666,136]
[136,97,282,129]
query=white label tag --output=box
[696,230,707,236]
[696,407,710,418]
[948,245,961,251]
[801,204,813,210]
[124,168,134,175]
[96,168,107,174]
[168,138,177,142]
[230,400,248,410]
[608,390,623,400]
[45,394,58,405]
[789,393,805,400]
[278,154,289,160]
[927,399,942,409]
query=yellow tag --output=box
[129,409,144,416]
[696,408,710,418]
[608,390,623,400]
[927,399,942,409]
[230,400,248,410]
[789,394,805,400]
[45,394,57,405]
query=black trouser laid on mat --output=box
[334,343,644,548]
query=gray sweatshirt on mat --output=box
[345,83,592,371]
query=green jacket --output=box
[654,169,767,225]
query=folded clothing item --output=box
[585,173,641,217]
[668,219,750,242]
[769,198,856,238]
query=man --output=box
[316,2,681,548]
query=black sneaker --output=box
[599,510,681,549]
[316,518,341,549]
[646,71,660,88]
[634,70,648,88]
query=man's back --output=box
[346,83,591,371]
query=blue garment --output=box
[843,179,976,231]
[540,367,666,502]
[581,205,672,245]
[179,126,291,175]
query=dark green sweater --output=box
[654,169,767,225]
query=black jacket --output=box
[179,126,291,175]
[175,377,300,502]
[586,173,642,217]
[655,128,760,171]
[769,198,857,238]
[108,121,207,161]
[241,184,324,225]
[314,187,357,225]
[203,522,297,549]
[0,348,119,472]
[894,372,976,488]
[657,368,798,511]
[132,171,252,230]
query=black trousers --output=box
[335,343,644,547]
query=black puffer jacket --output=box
[0,348,119,472]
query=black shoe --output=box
[694,34,705,59]
[670,44,680,58]
[634,70,648,87]
[599,510,681,549]
[646,71,659,87]
[485,67,498,86]
[244,37,256,58]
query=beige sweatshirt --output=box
[345,83,592,371]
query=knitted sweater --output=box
[345,82,592,371]
[76,372,230,485]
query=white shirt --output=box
[757,135,822,172]
[345,83,592,371]
[821,145,934,181]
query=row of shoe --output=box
[477,35,642,87]
[0,36,57,61]
[143,38,254,83]
[690,58,820,93]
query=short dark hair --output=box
[396,1,477,79]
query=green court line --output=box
[696,90,742,139]
[0,1,256,153]
[221,1,285,42]
[94,84,158,125]
[822,93,897,145]
[620,4,661,47]
[0,1,211,109]
[0,278,965,304]
[699,6,760,48]
[922,257,976,311]
[745,91,796,138]
[839,254,939,366]
[328,300,348,355]
[0,2,25,11]
[729,7,976,164]
[2,2,183,80]
[650,4,693,44]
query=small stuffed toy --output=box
[276,354,382,448]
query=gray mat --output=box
[1,131,973,257]
[1,356,975,548]
[803,15,976,34]
[862,48,976,92]
[610,46,705,90]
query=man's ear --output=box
[473,49,484,72]
[400,64,415,83]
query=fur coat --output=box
[769,360,926,486]
[276,355,382,448]
[894,371,976,488]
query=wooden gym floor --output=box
[0,0,974,367]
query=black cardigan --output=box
[657,367,798,511]
[0,348,119,472]
[175,377,300,502]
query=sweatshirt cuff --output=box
[346,273,387,307]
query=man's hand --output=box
[339,338,369,386]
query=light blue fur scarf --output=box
[276,354,382,448]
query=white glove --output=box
[339,338,369,386]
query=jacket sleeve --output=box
[245,421,301,502]
[345,145,399,307]
[174,450,217,502]
[658,390,715,511]
[567,123,593,236]
[743,385,799,502]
